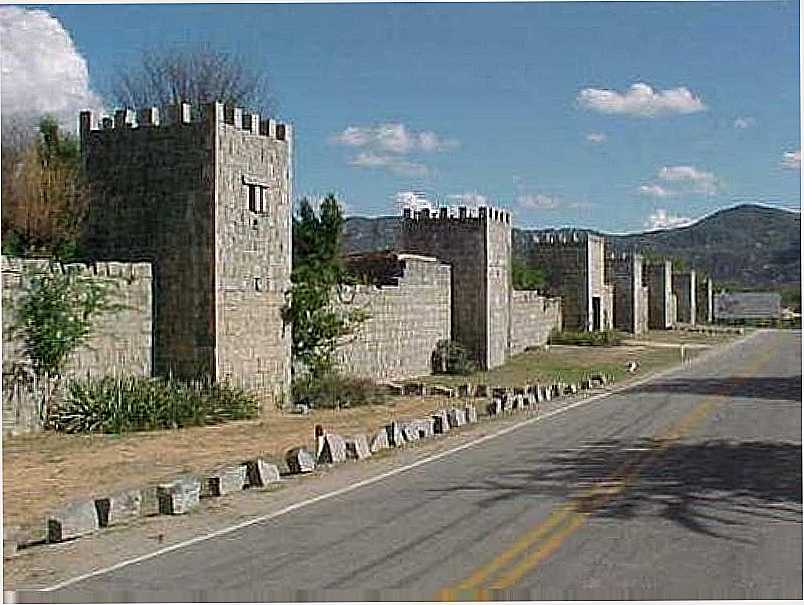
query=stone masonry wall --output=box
[696,275,714,324]
[334,254,451,380]
[606,253,649,335]
[2,257,152,435]
[644,261,676,329]
[399,206,512,370]
[673,270,697,325]
[509,291,562,355]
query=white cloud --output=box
[645,209,694,230]
[446,192,488,207]
[0,7,103,132]
[331,123,458,154]
[639,165,720,198]
[350,152,428,176]
[638,184,674,198]
[394,190,433,212]
[782,149,801,170]
[734,117,755,129]
[585,132,607,143]
[517,194,561,210]
[577,82,706,117]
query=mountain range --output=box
[343,204,800,290]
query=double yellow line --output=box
[437,346,772,600]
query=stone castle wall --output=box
[509,290,562,355]
[80,103,292,406]
[399,206,512,370]
[673,270,697,325]
[606,253,649,335]
[334,253,451,380]
[2,257,152,435]
[644,261,676,329]
[696,275,714,324]
[527,231,613,331]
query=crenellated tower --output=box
[79,102,292,406]
[399,205,512,370]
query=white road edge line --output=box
[38,330,761,593]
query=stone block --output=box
[464,404,478,423]
[47,500,99,542]
[201,465,248,497]
[400,422,419,443]
[414,418,435,439]
[95,489,142,527]
[318,433,348,464]
[140,486,161,516]
[157,477,201,515]
[447,408,467,428]
[344,434,371,460]
[369,428,390,453]
[286,447,316,474]
[385,421,405,447]
[431,409,450,434]
[487,398,503,416]
[245,458,281,487]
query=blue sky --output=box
[6,2,802,232]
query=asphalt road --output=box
[19,330,803,602]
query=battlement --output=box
[1,255,152,280]
[401,205,511,225]
[530,229,601,246]
[79,102,292,147]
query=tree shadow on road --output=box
[628,376,802,403]
[430,439,802,542]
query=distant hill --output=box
[343,204,800,290]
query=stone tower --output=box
[79,102,292,406]
[644,260,677,329]
[673,270,697,325]
[605,252,649,335]
[399,206,511,370]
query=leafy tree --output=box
[1,116,89,259]
[9,267,120,422]
[110,43,275,116]
[512,260,546,290]
[283,194,368,379]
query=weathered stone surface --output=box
[457,383,472,397]
[378,382,405,396]
[293,403,311,415]
[492,386,508,399]
[318,433,348,464]
[510,290,562,355]
[245,458,281,487]
[543,385,553,401]
[385,421,405,447]
[474,384,490,398]
[201,465,248,497]
[285,447,316,474]
[370,428,390,453]
[95,489,142,527]
[401,422,420,443]
[413,418,435,439]
[429,385,454,398]
[344,434,371,460]
[487,398,503,416]
[502,394,514,413]
[157,477,201,515]
[403,383,425,396]
[447,407,467,428]
[431,409,450,434]
[464,404,478,423]
[47,500,99,542]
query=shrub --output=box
[50,376,259,433]
[292,372,384,409]
[431,339,476,375]
[548,330,623,347]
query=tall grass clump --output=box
[51,376,259,433]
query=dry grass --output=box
[2,330,736,531]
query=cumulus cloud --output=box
[332,122,457,176]
[446,192,489,207]
[350,152,428,176]
[782,149,801,170]
[517,193,561,210]
[734,117,755,129]
[639,165,720,197]
[638,184,674,198]
[394,190,433,212]
[585,132,607,143]
[0,7,103,132]
[577,82,706,117]
[645,209,694,231]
